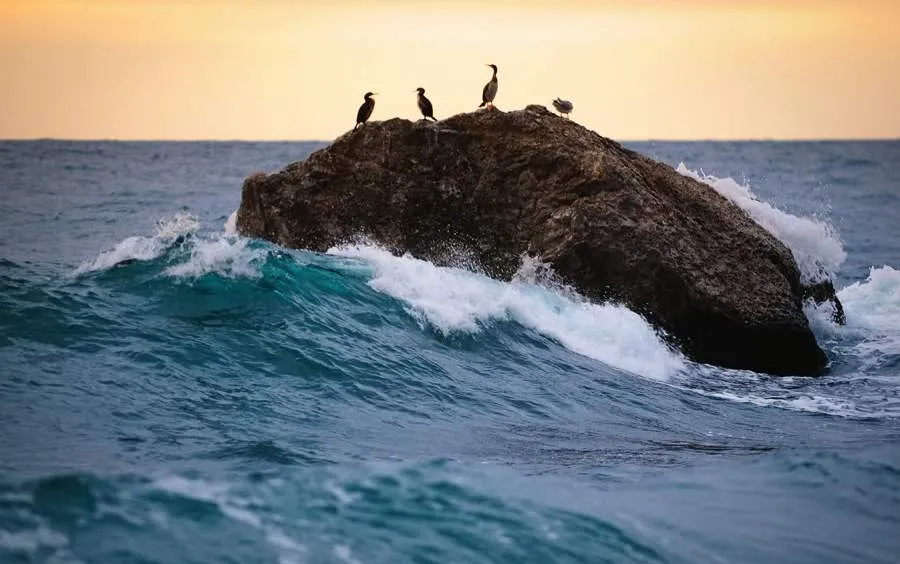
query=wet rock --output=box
[238,105,830,376]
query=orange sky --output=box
[1,0,898,140]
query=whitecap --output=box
[224,209,238,235]
[327,244,685,381]
[74,212,200,274]
[165,236,265,280]
[675,163,846,284]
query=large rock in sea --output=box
[237,105,838,376]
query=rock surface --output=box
[237,105,837,376]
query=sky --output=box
[1,0,898,141]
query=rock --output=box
[237,104,832,376]
[802,280,846,325]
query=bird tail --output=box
[478,101,486,108]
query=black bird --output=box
[479,64,498,109]
[415,88,436,121]
[354,92,376,129]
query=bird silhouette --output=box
[416,88,436,121]
[354,92,376,129]
[479,64,498,109]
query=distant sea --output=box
[1,139,898,563]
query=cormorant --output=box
[416,88,436,121]
[552,97,574,118]
[479,64,498,109]
[355,92,376,129]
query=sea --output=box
[1,139,898,563]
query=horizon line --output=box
[2,136,899,144]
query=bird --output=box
[552,97,574,118]
[479,64,498,109]
[354,92,376,129]
[415,88,436,121]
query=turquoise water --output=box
[1,140,899,563]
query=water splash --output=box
[73,212,200,274]
[328,244,685,381]
[224,210,238,235]
[807,266,900,368]
[165,236,265,280]
[74,212,267,280]
[676,163,846,283]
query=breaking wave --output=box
[676,163,846,283]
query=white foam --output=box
[836,266,900,360]
[224,210,238,235]
[74,212,200,274]
[838,266,900,332]
[327,244,686,381]
[154,212,201,240]
[675,163,846,283]
[688,388,867,418]
[803,265,900,369]
[165,236,264,279]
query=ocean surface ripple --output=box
[1,140,899,563]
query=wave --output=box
[676,163,846,284]
[328,244,686,381]
[164,236,266,280]
[807,265,900,370]
[153,475,307,564]
[67,213,896,418]
[71,215,685,381]
[4,451,898,564]
[74,211,269,281]
[73,212,201,275]
[224,209,238,235]
[0,465,665,564]
[676,265,900,420]
[672,360,900,420]
[682,382,895,420]
[838,265,900,345]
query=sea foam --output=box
[827,266,900,365]
[74,212,200,274]
[676,163,846,283]
[224,210,238,235]
[328,244,686,381]
[164,236,264,280]
[75,211,268,280]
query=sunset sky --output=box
[1,0,898,141]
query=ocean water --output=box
[1,139,898,563]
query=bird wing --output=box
[482,80,496,103]
[420,96,434,117]
[356,100,373,123]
